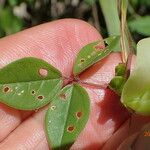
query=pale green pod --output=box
[0,57,63,110]
[45,83,90,149]
[121,38,150,115]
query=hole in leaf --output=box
[80,58,85,63]
[59,93,67,100]
[51,105,56,110]
[37,95,44,100]
[94,44,104,51]
[67,125,75,132]
[31,90,36,95]
[3,86,11,93]
[104,41,109,46]
[39,68,48,77]
[76,111,83,119]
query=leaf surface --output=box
[73,36,120,76]
[0,57,62,110]
[121,38,150,115]
[128,16,150,36]
[45,83,90,149]
[84,0,96,5]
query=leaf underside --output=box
[0,57,62,110]
[73,36,120,76]
[45,83,90,150]
[121,38,150,115]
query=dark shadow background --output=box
[0,0,150,42]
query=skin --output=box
[0,19,150,150]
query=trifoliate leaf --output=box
[73,36,120,76]
[0,57,62,110]
[121,38,150,115]
[45,83,90,149]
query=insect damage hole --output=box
[76,111,83,119]
[59,93,67,100]
[31,90,36,95]
[94,44,104,51]
[37,95,44,100]
[50,105,56,110]
[39,68,48,77]
[104,41,109,46]
[80,58,85,63]
[3,86,11,93]
[78,58,85,67]
[67,125,75,133]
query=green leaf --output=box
[8,0,19,6]
[128,16,150,36]
[139,0,150,6]
[130,0,139,7]
[84,0,96,5]
[73,36,120,76]
[45,83,90,149]
[99,0,120,36]
[0,57,62,110]
[121,38,150,115]
[0,7,23,35]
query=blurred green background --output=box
[0,0,150,42]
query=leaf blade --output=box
[0,57,62,110]
[0,79,62,110]
[128,16,150,36]
[73,36,120,76]
[0,57,61,84]
[45,83,90,149]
